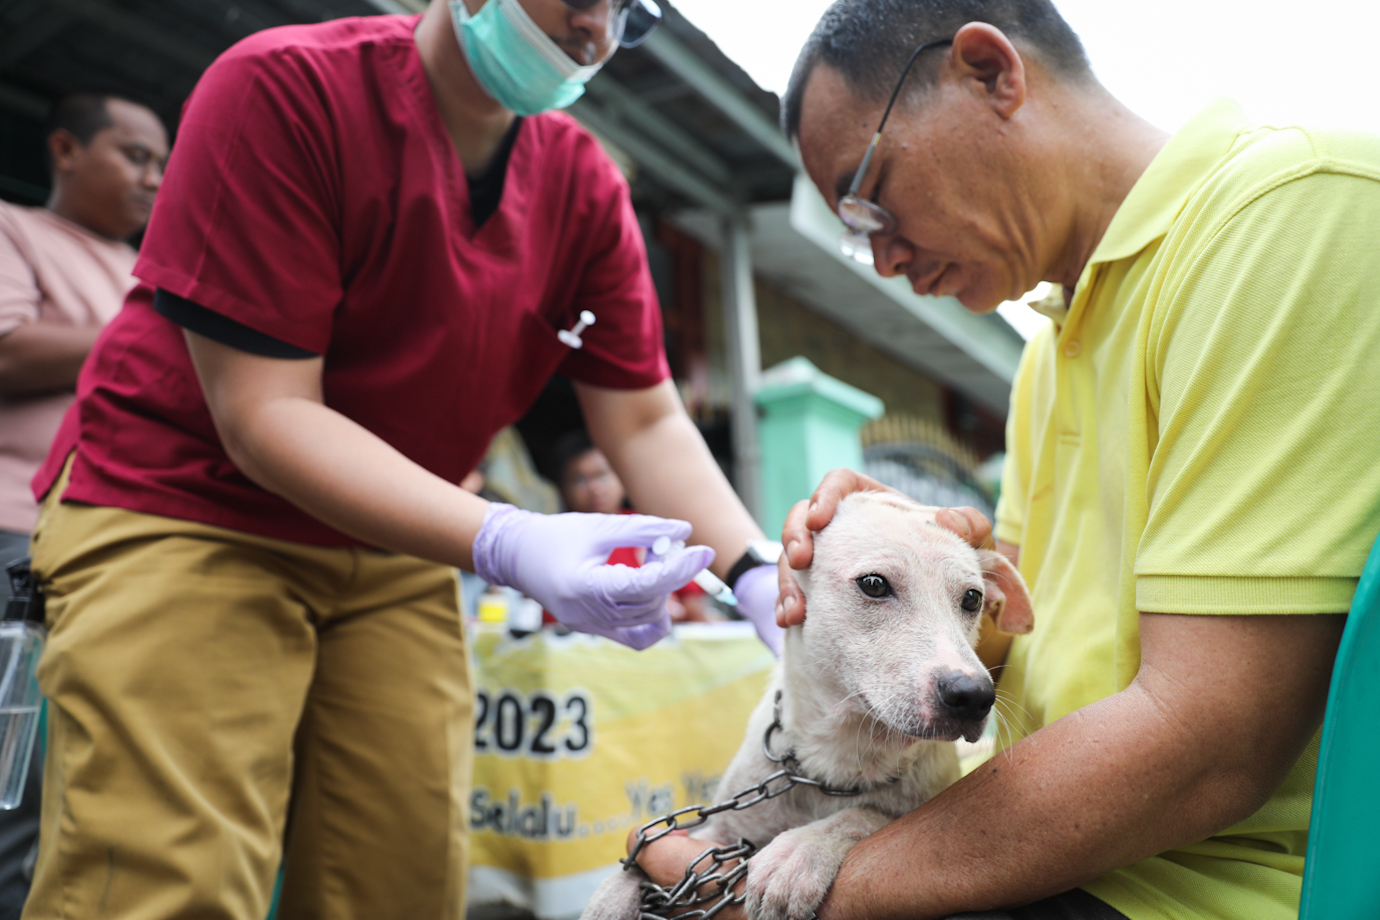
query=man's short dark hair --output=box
[782,0,1092,141]
[550,429,597,482]
[45,93,118,146]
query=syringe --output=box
[651,536,738,607]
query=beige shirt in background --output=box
[0,200,135,532]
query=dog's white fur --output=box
[581,491,1033,920]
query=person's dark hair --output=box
[550,429,597,483]
[782,0,1092,141]
[45,93,118,147]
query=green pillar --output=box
[754,357,885,538]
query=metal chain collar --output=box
[621,691,864,919]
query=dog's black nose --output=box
[936,671,995,722]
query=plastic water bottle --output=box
[0,560,45,810]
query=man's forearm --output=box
[819,678,1315,919]
[0,323,100,394]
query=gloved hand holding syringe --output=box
[472,503,784,653]
[646,537,785,657]
[648,535,737,607]
[472,504,723,650]
[648,536,785,657]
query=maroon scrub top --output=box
[35,15,670,547]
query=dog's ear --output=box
[975,549,1034,635]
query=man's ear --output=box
[47,129,82,175]
[949,21,1026,119]
[976,548,1033,634]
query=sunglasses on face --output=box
[836,37,953,265]
[560,0,663,47]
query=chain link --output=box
[621,692,864,919]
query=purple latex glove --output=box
[733,563,784,657]
[472,503,715,650]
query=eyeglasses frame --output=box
[559,0,662,47]
[836,37,954,261]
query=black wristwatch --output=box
[726,539,784,589]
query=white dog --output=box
[581,490,1033,920]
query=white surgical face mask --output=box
[449,0,604,116]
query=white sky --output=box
[672,0,1380,339]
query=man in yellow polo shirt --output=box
[981,94,1380,920]
[627,1,1380,918]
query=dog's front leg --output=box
[579,864,645,920]
[745,807,891,920]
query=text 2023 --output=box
[474,688,593,760]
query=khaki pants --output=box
[23,476,472,920]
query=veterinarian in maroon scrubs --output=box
[20,1,784,918]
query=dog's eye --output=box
[961,589,983,612]
[856,574,892,598]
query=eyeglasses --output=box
[836,38,953,265]
[561,0,663,48]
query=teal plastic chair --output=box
[1298,531,1380,919]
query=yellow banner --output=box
[467,622,775,915]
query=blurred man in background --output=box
[0,92,167,920]
[553,429,712,623]
[0,92,166,570]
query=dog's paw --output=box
[744,809,887,920]
[745,827,842,920]
[579,866,644,920]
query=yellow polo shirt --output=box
[994,100,1380,920]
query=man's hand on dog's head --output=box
[776,468,996,627]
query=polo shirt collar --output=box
[1028,284,1072,325]
[1086,98,1251,269]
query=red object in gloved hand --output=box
[472,503,714,650]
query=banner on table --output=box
[467,622,775,918]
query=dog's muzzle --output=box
[935,669,996,723]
